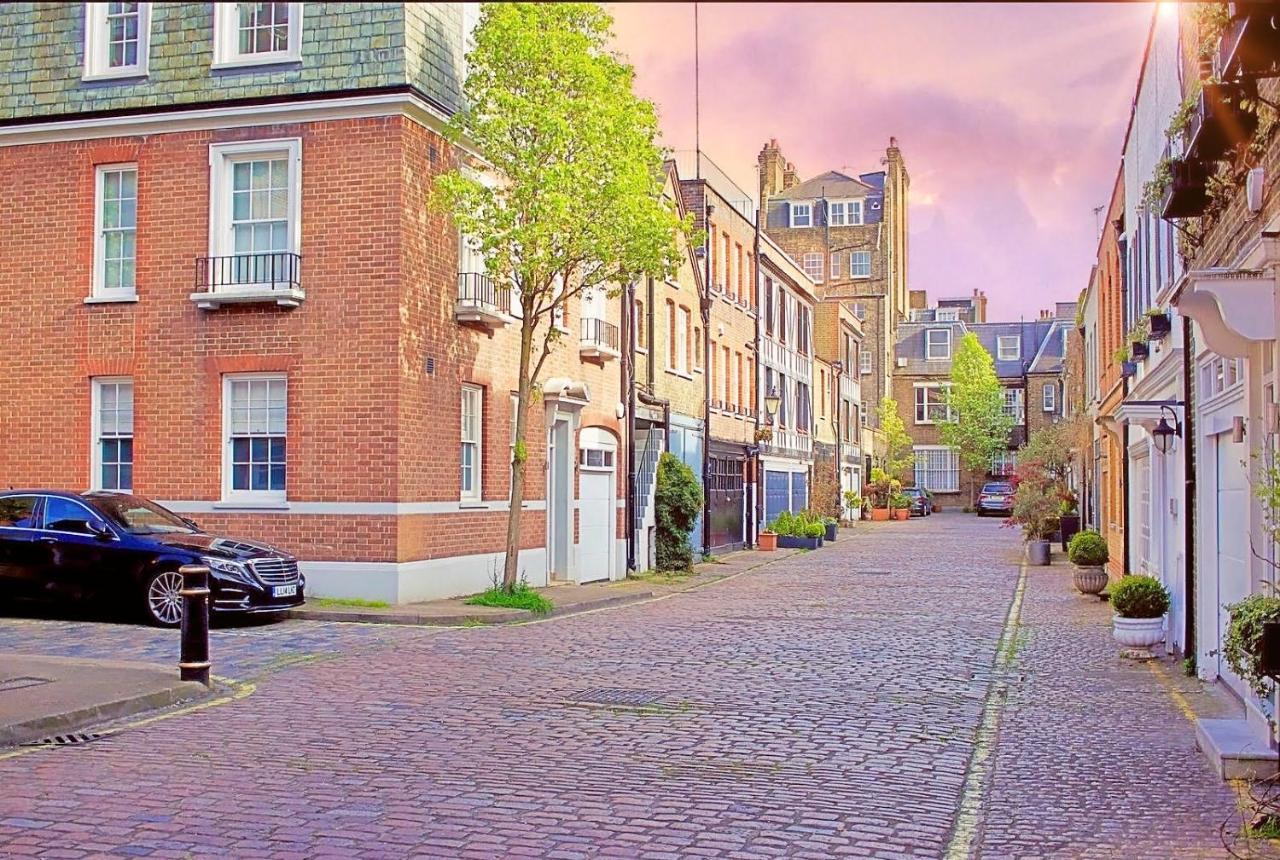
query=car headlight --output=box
[201,556,257,586]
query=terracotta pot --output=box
[758,531,777,552]
[894,509,910,521]
[1113,615,1165,648]
[1072,564,1107,595]
[870,508,891,522]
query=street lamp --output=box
[764,386,781,423]
[1152,404,1181,455]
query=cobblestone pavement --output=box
[0,515,1249,858]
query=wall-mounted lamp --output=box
[764,386,781,424]
[1151,404,1181,455]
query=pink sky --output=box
[608,2,1155,322]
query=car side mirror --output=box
[92,522,114,541]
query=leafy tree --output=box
[938,332,1015,504]
[435,3,686,590]
[654,453,702,571]
[1009,423,1073,540]
[878,397,915,483]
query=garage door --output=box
[1215,432,1249,697]
[578,431,616,584]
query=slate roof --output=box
[896,318,1065,380]
[774,170,876,201]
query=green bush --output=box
[654,452,702,571]
[1109,575,1170,619]
[464,582,553,615]
[1067,530,1109,566]
[1223,593,1280,700]
[804,522,825,539]
[889,492,913,509]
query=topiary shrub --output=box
[1223,593,1280,700]
[654,452,702,572]
[1109,575,1170,619]
[1067,530,1109,567]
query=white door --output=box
[577,429,616,583]
[1215,432,1250,697]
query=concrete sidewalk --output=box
[0,653,209,747]
[286,545,805,626]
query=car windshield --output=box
[983,483,1013,494]
[86,495,198,535]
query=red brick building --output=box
[0,3,625,602]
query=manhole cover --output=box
[854,570,892,576]
[22,732,106,748]
[566,689,663,708]
[0,676,52,693]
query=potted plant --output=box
[1067,529,1109,595]
[1222,593,1280,702]
[866,469,895,522]
[758,528,777,552]
[843,491,863,522]
[807,521,827,547]
[1010,478,1059,565]
[770,512,821,550]
[823,517,839,542]
[890,492,912,521]
[1145,307,1172,340]
[1058,494,1080,551]
[1110,575,1170,648]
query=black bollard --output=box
[178,564,211,686]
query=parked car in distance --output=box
[977,481,1015,517]
[900,487,931,517]
[0,491,304,627]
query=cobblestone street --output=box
[0,515,1245,858]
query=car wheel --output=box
[143,569,184,628]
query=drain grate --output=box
[0,676,52,693]
[22,732,106,748]
[566,689,663,708]
[854,570,892,576]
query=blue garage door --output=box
[765,470,790,527]
[791,471,807,515]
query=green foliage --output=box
[308,596,392,610]
[939,333,1015,486]
[864,467,901,509]
[1253,449,1280,547]
[877,398,915,479]
[1127,317,1150,345]
[1223,593,1280,700]
[654,452,702,571]
[512,438,528,465]
[843,491,863,517]
[1067,529,1109,567]
[1109,575,1171,620]
[1010,423,1073,540]
[465,582,554,615]
[889,492,913,509]
[1114,344,1131,363]
[1182,655,1197,677]
[767,509,826,538]
[804,522,826,539]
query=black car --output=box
[977,481,1015,517]
[0,491,304,627]
[900,487,931,517]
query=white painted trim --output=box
[83,2,151,81]
[207,137,302,265]
[0,92,456,150]
[221,372,288,505]
[789,202,812,228]
[212,2,303,69]
[90,377,133,492]
[91,163,138,300]
[996,335,1021,361]
[302,547,550,604]
[154,499,552,515]
[460,383,483,502]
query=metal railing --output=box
[195,252,301,294]
[581,317,620,351]
[457,272,511,313]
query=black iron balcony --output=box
[580,317,620,360]
[1160,158,1209,220]
[455,272,513,330]
[1186,81,1258,163]
[1218,5,1280,81]
[191,251,303,309]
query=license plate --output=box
[272,584,297,598]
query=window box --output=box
[580,317,620,361]
[1146,310,1172,340]
[776,534,821,550]
[1131,339,1150,360]
[1160,158,1208,220]
[1218,6,1280,81]
[1121,360,1138,379]
[455,272,513,330]
[192,252,304,309]
[1186,81,1258,163]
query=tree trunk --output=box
[503,323,536,592]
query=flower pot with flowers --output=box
[890,493,913,521]
[865,468,897,522]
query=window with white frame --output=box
[997,335,1021,361]
[675,306,690,374]
[789,202,812,228]
[92,379,134,491]
[93,164,138,299]
[850,250,872,278]
[802,253,824,283]
[212,2,303,67]
[208,139,301,286]
[829,252,842,279]
[860,348,872,375]
[1003,387,1024,422]
[84,3,151,79]
[1042,382,1056,412]
[223,375,287,501]
[460,384,482,501]
[914,384,953,424]
[991,449,1017,477]
[925,328,951,360]
[915,446,960,492]
[828,199,863,226]
[852,302,866,319]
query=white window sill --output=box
[213,500,290,511]
[636,347,649,355]
[664,367,694,381]
[85,293,139,304]
[82,68,148,82]
[459,499,486,509]
[211,54,302,71]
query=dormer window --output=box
[828,200,863,226]
[83,3,151,80]
[213,2,303,68]
[997,335,1021,361]
[789,202,812,228]
[926,328,951,360]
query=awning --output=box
[1174,268,1276,358]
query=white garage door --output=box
[577,430,616,584]
[1215,432,1250,697]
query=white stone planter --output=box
[1113,615,1165,648]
